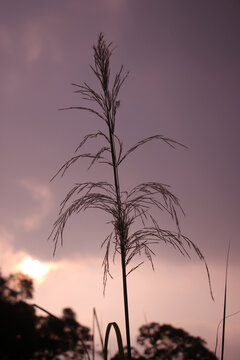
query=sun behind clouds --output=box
[20,257,50,281]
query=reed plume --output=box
[50,33,213,360]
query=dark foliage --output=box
[0,271,36,359]
[0,271,91,360]
[137,322,218,360]
[111,322,218,360]
[111,346,145,360]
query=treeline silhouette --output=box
[0,271,91,359]
[111,322,218,360]
[0,270,218,359]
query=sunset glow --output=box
[20,258,49,280]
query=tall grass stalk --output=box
[92,308,104,360]
[50,33,213,360]
[214,310,240,357]
[221,242,230,360]
[219,241,230,360]
[214,242,240,359]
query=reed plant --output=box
[50,33,213,360]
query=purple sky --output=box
[1,1,240,358]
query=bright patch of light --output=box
[20,258,50,280]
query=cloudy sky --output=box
[1,1,240,358]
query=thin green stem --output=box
[221,241,230,360]
[93,307,104,356]
[215,310,240,356]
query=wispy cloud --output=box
[0,226,58,283]
[15,179,53,232]
[103,0,126,12]
[0,226,28,274]
[23,16,64,64]
[0,28,12,52]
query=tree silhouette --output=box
[111,322,218,360]
[111,347,145,360]
[136,322,218,360]
[0,271,37,359]
[35,307,92,360]
[0,270,91,359]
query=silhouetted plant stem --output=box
[214,310,240,356]
[93,308,104,360]
[108,99,132,360]
[103,322,125,360]
[221,241,230,360]
[120,250,131,360]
